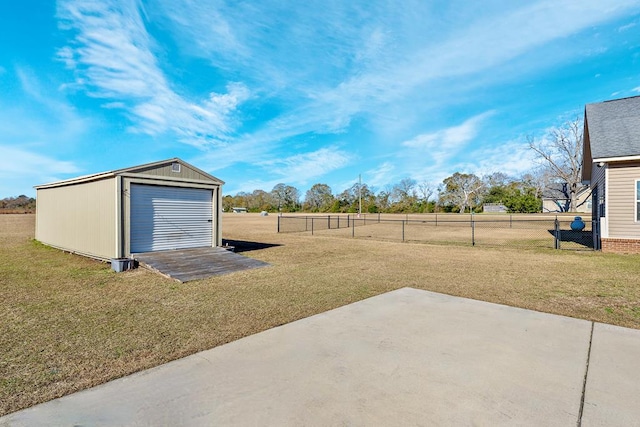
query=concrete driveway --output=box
[2,288,639,426]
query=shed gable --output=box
[121,159,223,184]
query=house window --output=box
[637,180,640,221]
[171,162,181,173]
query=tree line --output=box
[0,195,36,213]
[223,171,545,214]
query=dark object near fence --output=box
[571,216,585,231]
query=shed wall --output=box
[36,178,117,260]
[607,161,640,239]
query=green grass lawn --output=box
[1,213,639,416]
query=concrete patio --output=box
[2,288,639,426]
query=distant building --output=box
[483,203,508,213]
[232,207,248,213]
[542,185,591,213]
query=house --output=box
[582,95,640,253]
[232,207,248,213]
[542,184,591,213]
[35,158,224,261]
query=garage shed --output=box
[35,158,224,261]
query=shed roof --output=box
[584,95,640,160]
[35,158,224,189]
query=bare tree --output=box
[417,182,434,212]
[484,172,511,188]
[528,117,587,212]
[388,178,418,212]
[417,182,434,203]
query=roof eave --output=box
[592,154,640,163]
[34,171,117,189]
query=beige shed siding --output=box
[133,163,213,181]
[607,161,640,239]
[36,178,117,260]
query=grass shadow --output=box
[222,239,282,253]
[546,229,594,249]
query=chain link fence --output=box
[277,213,596,251]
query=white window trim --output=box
[636,179,640,223]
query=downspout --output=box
[217,185,223,246]
[115,175,124,257]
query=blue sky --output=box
[1,1,640,198]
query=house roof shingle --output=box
[585,95,640,159]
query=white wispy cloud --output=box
[365,162,395,189]
[57,0,249,146]
[401,112,495,164]
[453,140,538,179]
[225,147,351,193]
[0,146,81,194]
[618,22,638,31]
[259,147,351,184]
[16,67,83,126]
[209,145,351,194]
[0,66,90,148]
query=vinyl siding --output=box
[607,161,640,239]
[36,178,117,260]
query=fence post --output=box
[472,218,475,246]
[305,216,308,232]
[510,215,512,228]
[277,215,280,233]
[311,217,314,235]
[435,214,438,227]
[554,218,560,249]
[351,215,355,237]
[328,215,331,230]
[402,220,405,241]
[378,212,380,223]
[338,216,340,229]
[347,214,350,228]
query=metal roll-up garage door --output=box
[130,184,213,253]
